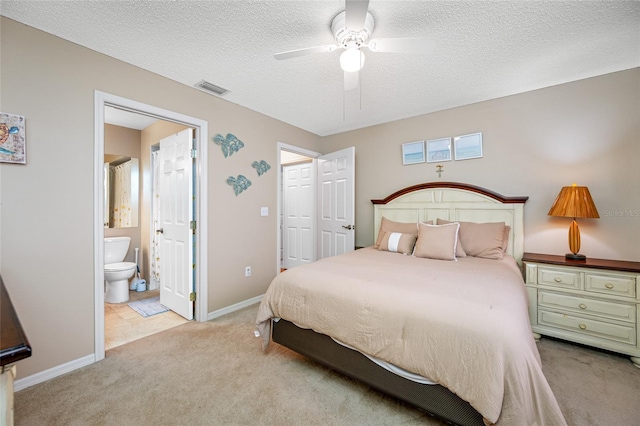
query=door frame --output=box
[94,91,209,362]
[276,142,320,274]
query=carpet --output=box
[14,304,640,425]
[127,296,169,317]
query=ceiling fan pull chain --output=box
[359,70,362,111]
[343,88,346,122]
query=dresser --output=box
[1,276,32,426]
[523,253,640,368]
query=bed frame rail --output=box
[273,319,484,426]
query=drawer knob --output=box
[605,283,614,289]
[554,277,562,283]
[579,303,587,310]
[579,324,587,330]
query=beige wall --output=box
[0,18,321,379]
[104,124,142,261]
[322,68,640,262]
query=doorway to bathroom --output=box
[94,91,209,361]
[103,115,190,350]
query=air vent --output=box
[195,80,229,96]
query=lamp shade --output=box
[548,184,599,260]
[548,185,599,219]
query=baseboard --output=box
[207,294,262,321]
[14,354,95,392]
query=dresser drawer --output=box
[538,267,581,290]
[585,272,637,298]
[538,310,636,346]
[538,291,636,323]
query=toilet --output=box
[104,237,137,303]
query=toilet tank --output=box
[104,236,131,264]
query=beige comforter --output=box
[256,248,566,426]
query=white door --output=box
[317,147,355,259]
[283,162,315,268]
[158,128,194,320]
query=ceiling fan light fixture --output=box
[340,48,365,72]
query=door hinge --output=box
[190,220,196,234]
[191,138,197,158]
[189,292,196,302]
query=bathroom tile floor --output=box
[105,289,189,350]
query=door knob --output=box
[156,228,164,234]
[342,225,354,230]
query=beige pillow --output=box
[374,217,420,248]
[377,231,417,255]
[437,219,506,260]
[413,222,460,261]
[434,219,466,258]
[502,226,511,253]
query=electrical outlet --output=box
[245,266,251,277]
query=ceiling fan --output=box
[274,0,434,91]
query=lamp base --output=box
[565,253,586,261]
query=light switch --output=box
[260,207,269,216]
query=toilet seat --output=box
[105,261,136,272]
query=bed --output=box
[256,182,566,426]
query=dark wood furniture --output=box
[522,253,640,273]
[1,275,32,367]
[1,275,32,426]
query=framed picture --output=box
[454,132,482,161]
[0,112,26,164]
[426,137,452,163]
[401,140,425,165]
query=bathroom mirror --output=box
[104,155,139,228]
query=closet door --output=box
[283,162,315,269]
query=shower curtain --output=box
[112,161,132,228]
[151,150,161,289]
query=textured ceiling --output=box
[2,1,639,136]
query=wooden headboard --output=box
[372,182,528,263]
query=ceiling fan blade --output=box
[344,71,359,91]
[367,38,435,54]
[345,0,370,31]
[274,44,338,60]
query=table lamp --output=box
[548,184,599,260]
